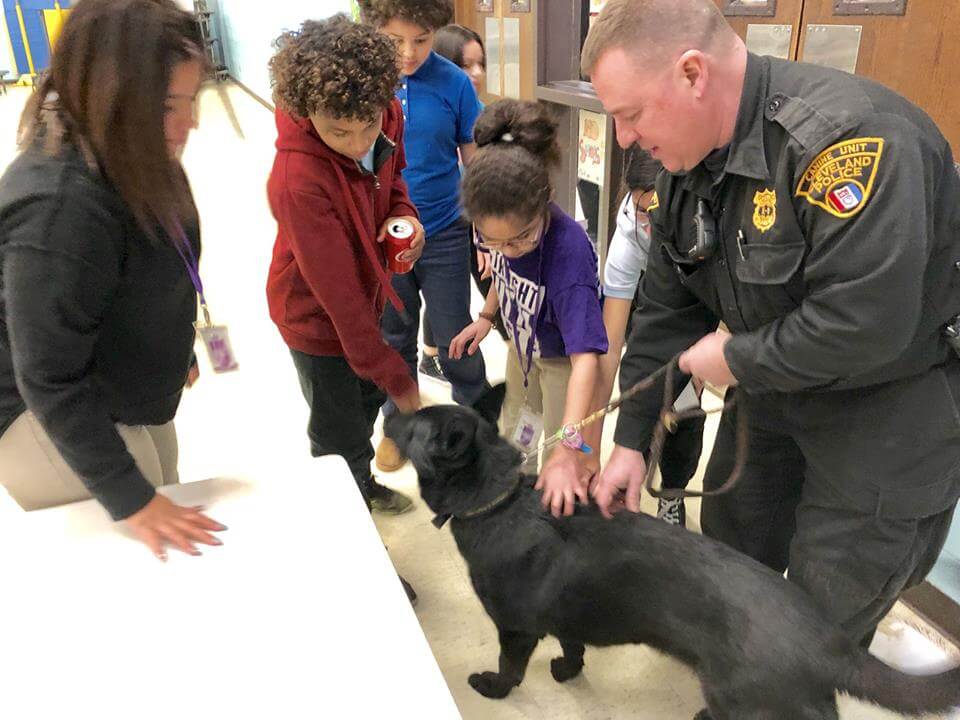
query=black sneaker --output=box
[418,354,449,384]
[399,575,418,607]
[657,497,686,527]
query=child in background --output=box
[451,100,608,518]
[432,23,509,345]
[434,24,486,99]
[358,0,491,472]
[266,17,423,532]
[594,147,705,527]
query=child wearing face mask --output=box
[450,100,608,519]
[595,147,707,528]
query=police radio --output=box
[663,199,719,266]
[690,199,719,262]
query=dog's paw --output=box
[468,671,514,699]
[550,655,583,683]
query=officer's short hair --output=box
[582,0,734,78]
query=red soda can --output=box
[385,219,416,274]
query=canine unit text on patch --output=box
[795,137,884,219]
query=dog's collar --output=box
[431,474,523,529]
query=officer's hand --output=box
[679,332,738,388]
[590,444,648,519]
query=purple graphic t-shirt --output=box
[489,203,608,364]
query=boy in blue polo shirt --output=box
[359,0,490,471]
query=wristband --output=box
[561,424,592,454]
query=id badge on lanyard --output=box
[507,245,545,453]
[174,225,239,374]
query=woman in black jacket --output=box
[0,0,226,560]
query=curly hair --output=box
[270,15,399,121]
[462,100,560,223]
[357,0,453,31]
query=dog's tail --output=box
[839,647,960,715]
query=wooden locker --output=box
[454,0,537,103]
[715,0,806,60]
[797,0,960,154]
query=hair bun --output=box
[473,99,560,168]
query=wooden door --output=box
[714,0,806,60]
[796,0,960,153]
[454,0,537,103]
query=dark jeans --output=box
[290,349,385,507]
[701,381,959,646]
[382,217,489,414]
[657,413,705,490]
[422,243,508,346]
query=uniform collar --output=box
[726,52,771,181]
[682,52,771,194]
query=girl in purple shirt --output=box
[451,100,608,518]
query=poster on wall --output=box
[477,0,494,11]
[510,0,531,11]
[577,110,606,185]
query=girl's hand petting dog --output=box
[536,446,592,517]
[450,319,493,359]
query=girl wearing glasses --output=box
[450,100,608,518]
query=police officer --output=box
[583,0,960,651]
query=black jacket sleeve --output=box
[4,193,156,520]
[613,196,719,452]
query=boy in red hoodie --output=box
[267,16,423,520]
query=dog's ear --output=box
[472,383,506,426]
[439,417,474,459]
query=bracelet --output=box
[560,424,592,454]
[478,311,497,326]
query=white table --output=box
[0,456,461,720]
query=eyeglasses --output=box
[473,215,545,253]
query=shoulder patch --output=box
[795,137,884,219]
[647,191,660,212]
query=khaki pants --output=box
[499,345,572,474]
[0,411,178,511]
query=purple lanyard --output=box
[172,222,211,325]
[478,229,544,390]
[513,247,544,389]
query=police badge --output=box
[752,188,777,233]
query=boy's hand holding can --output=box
[378,216,425,273]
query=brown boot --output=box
[375,436,407,472]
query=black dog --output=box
[384,386,960,720]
